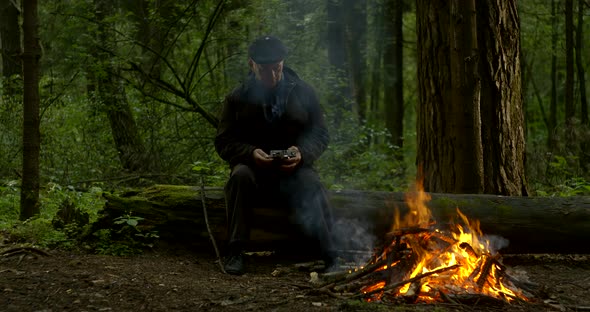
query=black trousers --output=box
[224,164,334,258]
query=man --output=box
[215,36,334,275]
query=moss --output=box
[495,204,513,216]
[430,197,462,216]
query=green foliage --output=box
[0,181,105,249]
[92,212,159,256]
[7,218,73,249]
[191,160,229,187]
[318,113,412,192]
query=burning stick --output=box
[459,242,480,259]
[318,255,403,289]
[476,254,500,288]
[385,226,433,239]
[354,264,462,299]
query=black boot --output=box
[224,253,244,275]
[224,243,245,275]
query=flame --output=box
[393,182,432,231]
[359,181,528,303]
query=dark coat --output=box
[215,67,329,169]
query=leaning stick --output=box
[200,176,225,274]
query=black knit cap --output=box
[248,36,288,64]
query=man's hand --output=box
[252,148,274,168]
[279,146,301,174]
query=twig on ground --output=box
[1,246,51,258]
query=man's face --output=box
[250,59,284,89]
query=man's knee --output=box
[227,164,256,186]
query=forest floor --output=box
[1,242,589,312]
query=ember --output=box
[318,182,534,305]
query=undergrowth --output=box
[0,181,156,256]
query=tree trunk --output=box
[578,0,587,126]
[96,185,590,254]
[20,0,41,220]
[123,0,176,85]
[416,0,451,192]
[449,0,483,193]
[565,0,575,128]
[368,0,383,125]
[344,0,367,121]
[417,0,527,195]
[576,0,589,173]
[94,0,151,173]
[0,0,22,90]
[477,0,527,195]
[326,0,352,125]
[384,0,404,153]
[548,0,558,147]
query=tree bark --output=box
[449,0,483,193]
[96,185,590,254]
[344,0,367,121]
[564,0,575,128]
[477,0,527,195]
[0,0,22,86]
[326,0,352,125]
[577,0,589,174]
[578,0,587,126]
[368,0,383,124]
[20,0,41,220]
[416,0,527,195]
[384,0,404,153]
[416,0,451,192]
[94,0,151,173]
[548,0,558,147]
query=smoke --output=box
[330,217,376,265]
[484,234,510,254]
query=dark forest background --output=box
[1,0,589,249]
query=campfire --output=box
[316,183,534,305]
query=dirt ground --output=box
[1,244,589,312]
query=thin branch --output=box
[186,0,226,92]
[40,71,81,120]
[125,61,219,126]
[200,176,225,274]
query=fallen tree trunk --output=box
[96,185,590,254]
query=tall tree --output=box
[344,0,368,121]
[576,0,587,126]
[576,0,589,172]
[383,0,404,151]
[93,0,151,173]
[549,0,558,147]
[20,0,41,220]
[477,0,527,195]
[368,0,384,120]
[416,0,527,195]
[122,0,177,85]
[564,0,575,127]
[0,0,22,94]
[326,0,352,125]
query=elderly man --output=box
[215,36,334,275]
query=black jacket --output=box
[215,67,329,169]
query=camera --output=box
[270,149,296,160]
